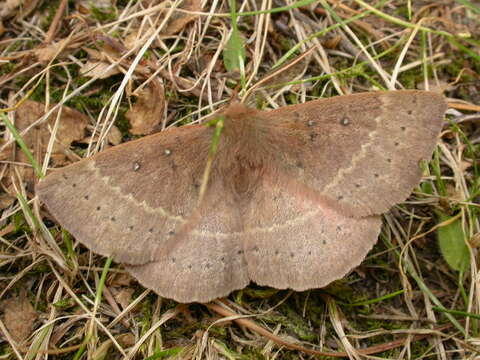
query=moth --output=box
[37,90,447,303]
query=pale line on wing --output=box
[322,101,385,193]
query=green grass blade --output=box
[1,113,44,179]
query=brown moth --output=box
[36,90,447,303]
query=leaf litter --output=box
[0,291,38,344]
[0,101,89,189]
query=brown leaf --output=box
[95,35,127,56]
[80,60,122,79]
[15,101,88,157]
[34,38,70,63]
[8,100,89,186]
[15,0,40,20]
[0,0,21,19]
[0,294,38,343]
[121,0,201,53]
[107,125,123,145]
[163,0,202,35]
[0,192,15,211]
[0,0,39,19]
[79,46,124,79]
[112,287,135,310]
[110,273,135,287]
[125,82,165,135]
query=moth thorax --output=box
[230,154,264,198]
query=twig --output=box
[205,302,453,357]
[44,0,69,44]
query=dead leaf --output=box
[0,0,40,20]
[0,192,15,211]
[126,82,165,135]
[123,0,201,48]
[470,232,480,249]
[112,288,135,310]
[17,0,40,20]
[80,60,122,79]
[95,34,127,56]
[15,100,88,156]
[0,293,38,343]
[3,100,89,187]
[118,333,136,347]
[0,0,21,19]
[107,125,122,145]
[34,38,70,63]
[0,222,15,237]
[79,46,124,79]
[164,0,202,35]
[124,27,156,51]
[109,272,135,287]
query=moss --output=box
[90,5,118,22]
[53,298,76,309]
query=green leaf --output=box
[436,212,470,272]
[223,29,246,72]
[1,113,44,179]
[223,0,245,73]
[144,347,183,360]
